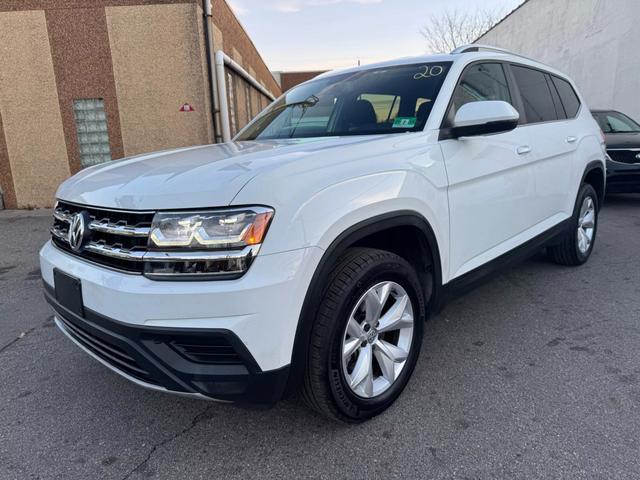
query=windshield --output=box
[593,111,640,133]
[236,62,452,141]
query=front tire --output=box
[301,248,426,423]
[548,183,599,266]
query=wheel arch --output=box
[283,210,443,397]
[581,160,606,208]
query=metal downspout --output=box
[202,0,222,143]
[214,51,232,143]
[215,50,277,143]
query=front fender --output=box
[232,135,451,285]
[302,171,448,262]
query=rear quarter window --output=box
[551,76,581,118]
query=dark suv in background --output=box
[592,110,640,194]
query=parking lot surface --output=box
[1,196,639,480]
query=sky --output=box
[227,0,525,72]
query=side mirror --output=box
[451,101,519,139]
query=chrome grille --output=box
[607,149,640,165]
[51,201,154,273]
[50,201,259,277]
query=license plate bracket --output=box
[54,269,84,317]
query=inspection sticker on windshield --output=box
[393,117,417,128]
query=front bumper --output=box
[44,284,288,404]
[40,240,323,404]
[606,159,640,193]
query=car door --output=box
[508,65,576,223]
[440,62,538,280]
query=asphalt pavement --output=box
[1,196,639,479]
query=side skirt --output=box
[434,218,572,311]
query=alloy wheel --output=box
[577,196,596,254]
[341,281,414,398]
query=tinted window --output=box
[552,76,581,118]
[511,65,558,123]
[547,75,567,119]
[236,62,451,140]
[449,63,512,120]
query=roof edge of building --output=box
[474,0,532,43]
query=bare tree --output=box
[420,8,506,54]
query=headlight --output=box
[145,207,274,280]
[149,207,273,249]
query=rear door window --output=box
[511,65,558,123]
[551,76,581,118]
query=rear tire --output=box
[548,183,599,266]
[301,247,426,423]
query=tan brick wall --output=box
[0,10,70,208]
[0,104,15,209]
[212,23,224,52]
[106,3,211,156]
[0,0,280,208]
[195,3,214,144]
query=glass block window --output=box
[73,99,112,168]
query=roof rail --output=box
[451,44,535,62]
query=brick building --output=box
[0,0,281,209]
[273,71,328,92]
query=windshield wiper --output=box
[288,96,320,138]
[288,95,319,108]
[266,95,320,117]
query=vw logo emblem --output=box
[635,153,640,161]
[68,212,88,252]
[366,327,378,344]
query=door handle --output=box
[517,145,532,155]
[566,136,577,143]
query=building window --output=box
[226,72,238,136]
[73,99,112,168]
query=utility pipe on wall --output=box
[202,0,222,143]
[214,50,277,142]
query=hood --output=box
[57,137,382,210]
[604,132,640,149]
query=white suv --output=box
[41,45,606,422]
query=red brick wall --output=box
[280,71,327,92]
[0,0,197,11]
